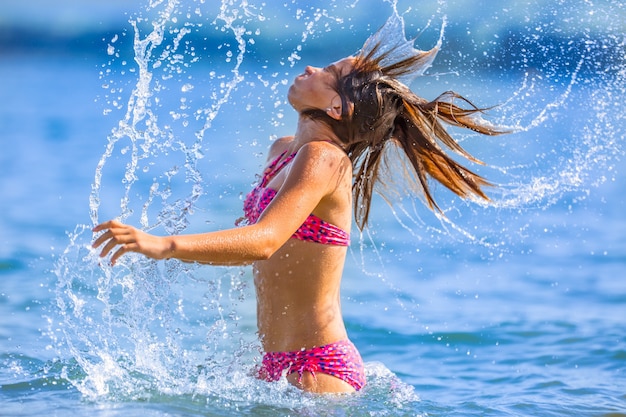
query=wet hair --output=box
[302,43,508,230]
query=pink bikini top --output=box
[240,150,350,246]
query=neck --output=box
[292,115,341,148]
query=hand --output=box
[92,220,171,265]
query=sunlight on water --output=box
[50,0,625,413]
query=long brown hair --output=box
[303,42,508,230]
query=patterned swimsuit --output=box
[242,149,364,390]
[259,339,366,391]
[241,150,350,246]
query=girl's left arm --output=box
[92,141,347,266]
[92,220,285,266]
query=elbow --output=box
[256,248,275,261]
[256,238,281,260]
[253,227,285,260]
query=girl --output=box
[93,14,505,393]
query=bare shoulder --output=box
[267,136,295,160]
[297,140,350,167]
[290,141,352,190]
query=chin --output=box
[286,87,298,109]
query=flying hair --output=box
[303,10,509,230]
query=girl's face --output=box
[288,57,354,114]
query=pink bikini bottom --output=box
[258,339,366,391]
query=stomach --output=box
[252,239,349,352]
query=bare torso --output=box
[251,136,353,353]
[254,241,349,352]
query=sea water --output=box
[1,0,625,416]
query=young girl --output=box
[93,14,505,393]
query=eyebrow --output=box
[326,63,348,81]
[323,63,346,88]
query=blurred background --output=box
[1,0,621,261]
[1,1,624,415]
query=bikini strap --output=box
[261,140,341,187]
[260,150,297,187]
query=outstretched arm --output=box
[92,141,348,266]
[92,220,279,266]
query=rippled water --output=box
[1,0,625,415]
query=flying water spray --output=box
[50,0,625,408]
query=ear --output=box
[325,95,343,120]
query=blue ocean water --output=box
[1,1,625,416]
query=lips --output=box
[295,72,309,82]
[299,66,314,79]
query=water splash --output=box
[54,0,264,401]
[52,0,417,410]
[373,0,625,246]
[50,0,625,412]
[343,0,625,344]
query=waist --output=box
[259,323,349,353]
[254,264,347,352]
[256,305,347,352]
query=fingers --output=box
[91,221,166,266]
[92,220,135,265]
[99,232,127,258]
[110,243,139,265]
[92,229,113,249]
[92,219,122,233]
